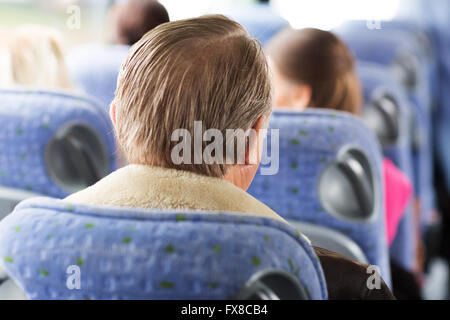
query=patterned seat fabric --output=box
[357,62,416,270]
[248,110,391,285]
[335,21,436,224]
[0,89,117,198]
[67,44,130,111]
[0,198,327,300]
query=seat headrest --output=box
[256,109,383,223]
[366,19,435,60]
[221,3,289,45]
[362,94,400,146]
[335,21,424,91]
[0,89,117,198]
[390,51,420,90]
[357,62,416,150]
[67,44,130,110]
[318,147,375,221]
[0,197,327,300]
[248,109,391,285]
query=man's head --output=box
[110,0,170,46]
[111,15,272,190]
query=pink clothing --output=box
[383,158,413,246]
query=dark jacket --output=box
[314,246,396,300]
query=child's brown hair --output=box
[267,28,362,115]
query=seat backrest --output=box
[335,21,432,110]
[0,89,117,200]
[357,62,416,270]
[0,197,327,300]
[380,19,438,73]
[335,21,436,230]
[248,109,391,285]
[357,62,414,178]
[221,3,289,45]
[67,44,130,111]
[396,0,450,198]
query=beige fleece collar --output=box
[65,164,285,222]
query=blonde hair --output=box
[114,14,272,177]
[5,25,72,89]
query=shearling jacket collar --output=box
[59,165,397,300]
[65,164,286,222]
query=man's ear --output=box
[110,102,117,126]
[246,115,267,165]
[252,115,266,133]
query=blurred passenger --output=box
[267,27,413,247]
[268,28,419,299]
[108,0,169,46]
[3,25,72,89]
[64,15,394,300]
